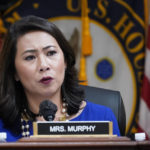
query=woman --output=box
[0,15,120,142]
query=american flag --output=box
[138,23,150,139]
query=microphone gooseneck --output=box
[39,100,57,121]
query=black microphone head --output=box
[39,100,57,121]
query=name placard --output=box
[33,121,113,136]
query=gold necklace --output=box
[21,101,69,137]
[55,102,69,121]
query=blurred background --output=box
[0,0,149,138]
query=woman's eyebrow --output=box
[21,49,37,56]
[42,45,56,50]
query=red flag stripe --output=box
[147,25,150,50]
[145,48,150,82]
[141,75,150,109]
[139,98,150,138]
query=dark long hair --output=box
[0,15,84,130]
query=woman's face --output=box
[15,31,66,99]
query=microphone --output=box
[39,100,57,121]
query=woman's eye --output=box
[47,51,57,56]
[25,55,35,61]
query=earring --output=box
[15,78,19,82]
[15,74,19,81]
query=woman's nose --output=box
[40,67,50,72]
[39,56,50,72]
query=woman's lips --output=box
[40,77,53,84]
